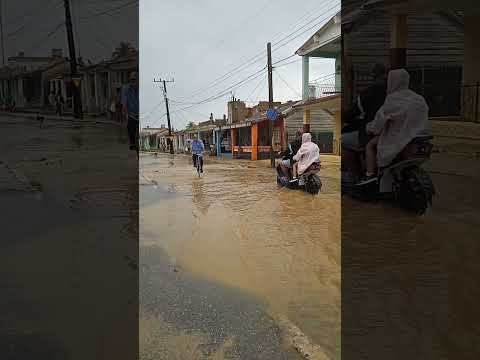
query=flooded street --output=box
[140,153,341,359]
[342,144,480,359]
[1,115,138,360]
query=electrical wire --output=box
[274,58,302,68]
[176,0,338,103]
[275,69,301,98]
[177,67,267,111]
[80,0,138,21]
[246,73,267,104]
[6,0,61,38]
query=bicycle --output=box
[193,153,203,178]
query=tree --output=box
[186,121,196,129]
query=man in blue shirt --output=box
[121,72,139,153]
[191,135,204,173]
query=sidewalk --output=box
[430,120,480,155]
[0,110,122,127]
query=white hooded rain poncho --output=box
[293,133,320,174]
[366,68,429,167]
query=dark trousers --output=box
[192,154,203,169]
[127,118,139,149]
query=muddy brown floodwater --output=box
[140,153,341,359]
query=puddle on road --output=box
[140,154,341,359]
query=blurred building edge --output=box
[342,0,480,123]
[0,45,138,117]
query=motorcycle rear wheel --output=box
[394,167,435,215]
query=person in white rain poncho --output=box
[358,68,429,184]
[291,133,321,181]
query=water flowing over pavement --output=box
[1,115,138,360]
[342,137,480,359]
[140,153,341,359]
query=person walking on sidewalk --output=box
[121,72,139,153]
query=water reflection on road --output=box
[140,153,341,359]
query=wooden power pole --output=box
[63,0,82,118]
[0,0,5,66]
[154,78,174,154]
[267,42,275,168]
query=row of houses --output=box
[0,45,138,116]
[141,94,341,160]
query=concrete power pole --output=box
[267,42,275,168]
[154,78,174,154]
[63,0,83,118]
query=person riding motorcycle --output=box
[356,68,430,185]
[342,63,387,179]
[278,129,303,178]
[290,133,321,182]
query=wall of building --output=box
[344,11,464,99]
[284,108,336,152]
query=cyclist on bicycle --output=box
[191,135,204,173]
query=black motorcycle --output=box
[342,134,436,215]
[276,162,322,195]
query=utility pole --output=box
[267,42,275,168]
[63,0,82,118]
[0,0,5,66]
[154,78,174,154]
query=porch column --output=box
[302,55,310,100]
[335,54,341,93]
[302,56,311,132]
[463,16,480,122]
[303,110,311,133]
[216,130,222,157]
[251,123,258,160]
[94,72,99,108]
[279,117,286,151]
[17,78,25,107]
[231,128,237,157]
[334,110,342,156]
[390,13,408,69]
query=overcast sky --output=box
[2,0,138,64]
[140,0,339,130]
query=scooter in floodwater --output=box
[342,134,436,215]
[276,162,322,195]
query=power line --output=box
[80,0,137,21]
[246,73,267,104]
[311,71,338,83]
[272,53,297,66]
[271,0,338,49]
[212,0,274,50]
[6,0,61,38]
[274,58,302,68]
[177,1,338,103]
[177,67,267,111]
[269,0,335,44]
[271,5,340,54]
[26,21,65,56]
[275,69,301,98]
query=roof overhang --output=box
[364,0,479,14]
[292,94,341,112]
[296,12,341,57]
